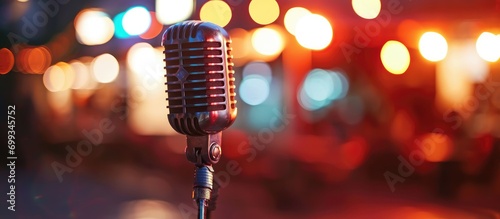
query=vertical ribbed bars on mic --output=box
[162,21,237,135]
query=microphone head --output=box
[162,21,237,136]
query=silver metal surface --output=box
[162,21,237,135]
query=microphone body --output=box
[162,21,237,136]
[162,21,237,219]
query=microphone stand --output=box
[186,133,222,219]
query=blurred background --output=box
[0,0,499,218]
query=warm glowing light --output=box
[249,0,280,25]
[70,60,96,89]
[251,27,284,56]
[284,7,311,36]
[295,14,333,50]
[43,65,66,92]
[419,32,447,62]
[127,46,171,135]
[352,0,381,19]
[123,6,151,36]
[55,62,76,90]
[476,32,500,62]
[155,0,194,25]
[239,75,270,106]
[47,89,72,115]
[380,40,410,75]
[420,133,453,162]
[75,9,114,45]
[140,12,163,39]
[339,137,368,170]
[229,28,251,64]
[200,0,232,27]
[436,42,473,112]
[0,48,15,74]
[119,200,181,219]
[127,42,156,74]
[92,53,119,83]
[26,46,51,74]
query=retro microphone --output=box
[162,21,237,219]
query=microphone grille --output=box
[163,21,236,114]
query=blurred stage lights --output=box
[0,48,14,74]
[140,12,163,40]
[476,32,500,62]
[200,0,232,27]
[113,12,130,39]
[242,61,272,83]
[92,53,119,83]
[249,0,280,25]
[352,0,381,19]
[295,13,333,50]
[284,7,311,36]
[155,0,194,25]
[16,46,51,74]
[43,62,75,92]
[75,9,114,46]
[239,75,270,106]
[380,40,410,75]
[127,42,157,74]
[251,27,284,56]
[239,61,273,106]
[122,6,151,36]
[298,69,349,111]
[419,32,448,62]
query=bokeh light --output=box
[420,133,453,162]
[26,46,52,74]
[113,12,130,39]
[304,69,335,102]
[55,62,76,91]
[419,32,448,62]
[435,42,473,111]
[123,6,151,36]
[476,32,500,62]
[352,0,381,19]
[155,0,194,25]
[242,61,272,83]
[239,75,270,106]
[380,40,411,75]
[119,200,181,219]
[200,0,232,27]
[251,27,284,56]
[0,48,15,74]
[140,12,163,40]
[92,53,119,83]
[75,9,114,45]
[295,14,333,50]
[43,65,66,92]
[229,28,251,65]
[284,7,311,36]
[70,60,94,89]
[298,69,349,111]
[127,42,156,74]
[249,0,280,25]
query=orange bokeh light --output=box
[420,133,453,162]
[27,46,52,74]
[0,48,15,74]
[140,12,164,40]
